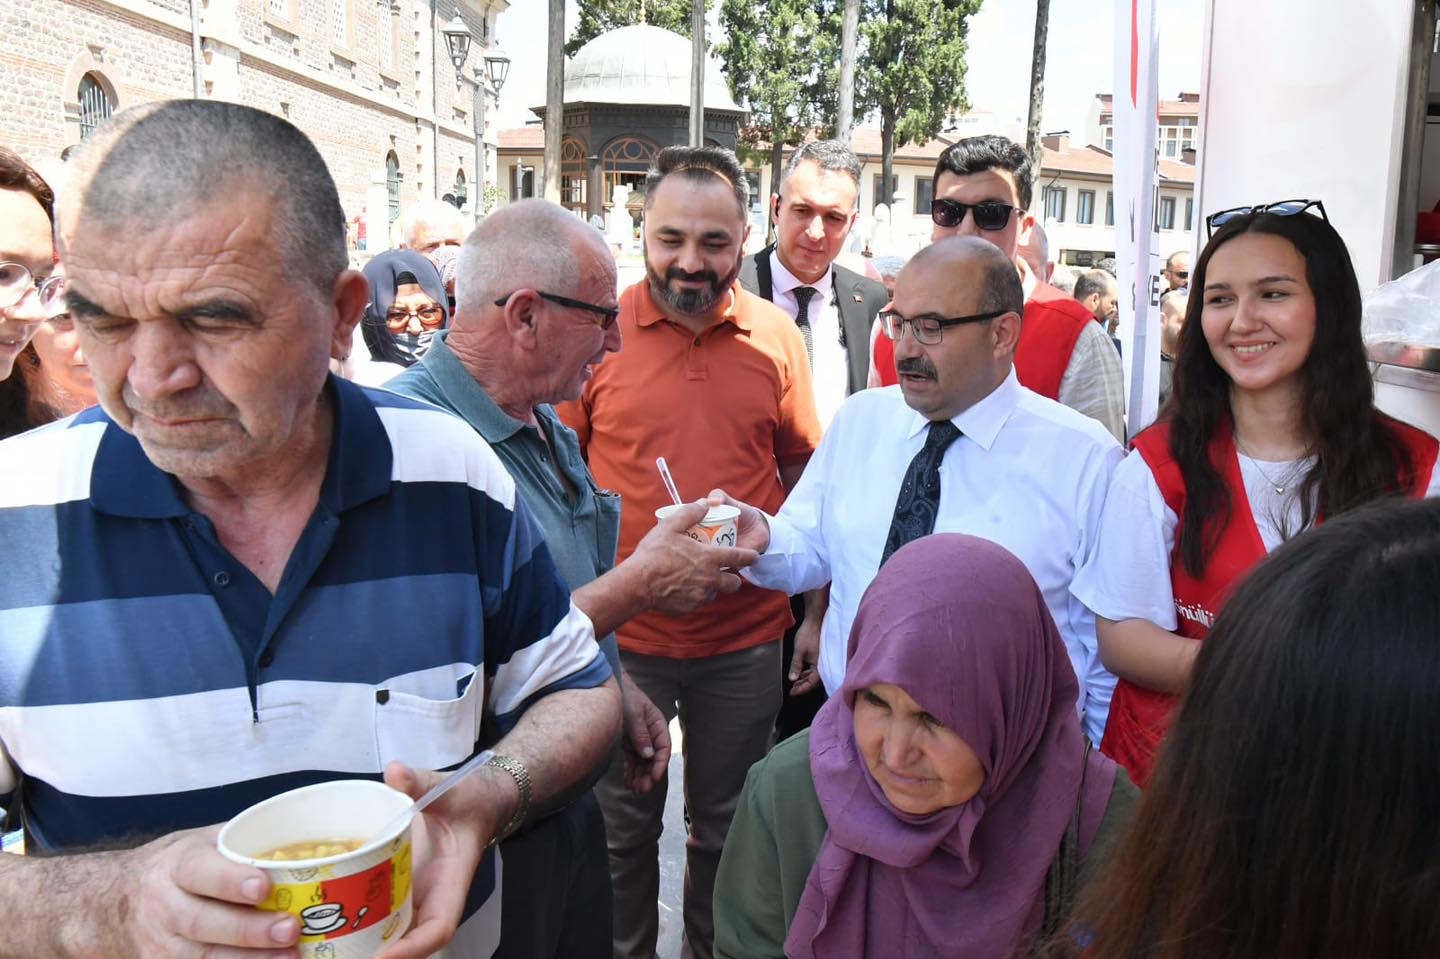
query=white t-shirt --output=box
[1072,446,1440,630]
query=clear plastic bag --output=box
[1363,259,1440,348]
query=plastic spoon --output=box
[373,748,495,842]
[655,457,684,507]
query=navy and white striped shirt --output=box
[0,376,608,946]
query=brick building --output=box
[0,0,507,246]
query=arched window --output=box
[560,137,587,214]
[77,73,114,141]
[600,136,658,209]
[385,152,401,223]
[452,169,467,209]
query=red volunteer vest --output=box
[873,331,898,387]
[1100,415,1438,787]
[1013,288,1093,400]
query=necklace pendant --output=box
[1274,485,1285,495]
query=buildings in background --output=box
[0,0,507,249]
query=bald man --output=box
[717,236,1123,744]
[385,199,757,959]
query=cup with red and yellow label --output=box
[655,503,740,548]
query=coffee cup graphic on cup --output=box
[218,779,414,958]
[655,504,740,548]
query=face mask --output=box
[390,330,435,366]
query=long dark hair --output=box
[0,147,56,437]
[1057,498,1440,958]
[1161,209,1410,576]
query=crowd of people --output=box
[1,99,1438,959]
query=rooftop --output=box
[554,24,743,113]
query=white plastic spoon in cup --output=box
[655,457,684,507]
[372,748,495,843]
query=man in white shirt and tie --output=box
[714,236,1122,743]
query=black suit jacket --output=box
[738,244,888,396]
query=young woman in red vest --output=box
[1071,200,1440,787]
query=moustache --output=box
[666,267,722,289]
[122,385,236,422]
[895,357,937,380]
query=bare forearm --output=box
[495,678,621,819]
[572,566,650,640]
[1096,616,1200,695]
[802,585,829,621]
[0,850,131,959]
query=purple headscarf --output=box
[785,534,1117,959]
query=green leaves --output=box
[717,0,831,151]
[855,0,983,147]
[566,0,703,57]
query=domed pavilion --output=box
[537,24,747,219]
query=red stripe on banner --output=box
[1129,0,1139,105]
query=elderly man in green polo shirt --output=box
[386,198,756,959]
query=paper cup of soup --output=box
[655,503,740,548]
[217,780,414,958]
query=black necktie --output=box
[793,286,817,368]
[881,420,962,565]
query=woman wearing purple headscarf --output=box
[713,534,1139,959]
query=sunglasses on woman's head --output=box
[930,199,1017,232]
[1205,199,1327,237]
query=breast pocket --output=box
[593,489,622,576]
[373,665,484,772]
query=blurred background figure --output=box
[715,535,1136,959]
[349,249,449,383]
[1063,498,1440,959]
[0,147,68,438]
[1074,268,1120,339]
[1050,265,1079,296]
[14,275,97,421]
[1161,249,1190,293]
[1157,289,1188,406]
[398,197,468,256]
[1016,218,1055,285]
[864,254,908,388]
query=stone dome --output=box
[564,24,744,113]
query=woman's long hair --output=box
[1057,498,1440,958]
[1161,210,1410,576]
[0,147,56,437]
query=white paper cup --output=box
[217,780,414,958]
[655,503,740,547]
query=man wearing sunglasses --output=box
[386,198,758,959]
[928,135,1125,441]
[715,236,1123,745]
[1162,250,1190,293]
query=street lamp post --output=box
[442,15,509,219]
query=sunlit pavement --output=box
[656,716,686,958]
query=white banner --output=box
[1113,0,1162,438]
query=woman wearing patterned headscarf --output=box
[359,249,450,369]
[714,534,1138,959]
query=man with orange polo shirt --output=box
[557,145,820,959]
[930,135,1125,440]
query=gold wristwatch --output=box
[485,754,532,845]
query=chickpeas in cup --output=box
[217,780,414,958]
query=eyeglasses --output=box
[1205,199,1327,237]
[879,308,1009,346]
[930,199,1017,232]
[385,304,446,332]
[495,290,620,331]
[0,262,67,317]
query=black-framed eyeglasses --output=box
[1205,199,1327,237]
[930,199,1017,232]
[879,308,1009,346]
[0,262,67,317]
[495,290,620,330]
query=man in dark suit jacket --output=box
[737,140,888,739]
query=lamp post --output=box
[441,15,509,219]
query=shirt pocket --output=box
[373,665,483,772]
[593,489,622,576]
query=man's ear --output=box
[500,289,541,345]
[992,310,1022,357]
[329,269,370,360]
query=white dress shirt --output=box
[770,251,849,429]
[745,370,1124,743]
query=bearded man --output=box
[556,145,821,959]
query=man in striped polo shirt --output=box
[0,101,620,958]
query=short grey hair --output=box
[1074,269,1116,302]
[644,145,749,220]
[456,199,610,309]
[401,199,468,249]
[780,140,862,193]
[64,100,346,295]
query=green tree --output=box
[567,0,700,55]
[856,0,984,210]
[718,0,835,236]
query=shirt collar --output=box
[769,249,833,300]
[89,374,393,518]
[412,331,527,444]
[633,278,751,331]
[902,367,1022,452]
